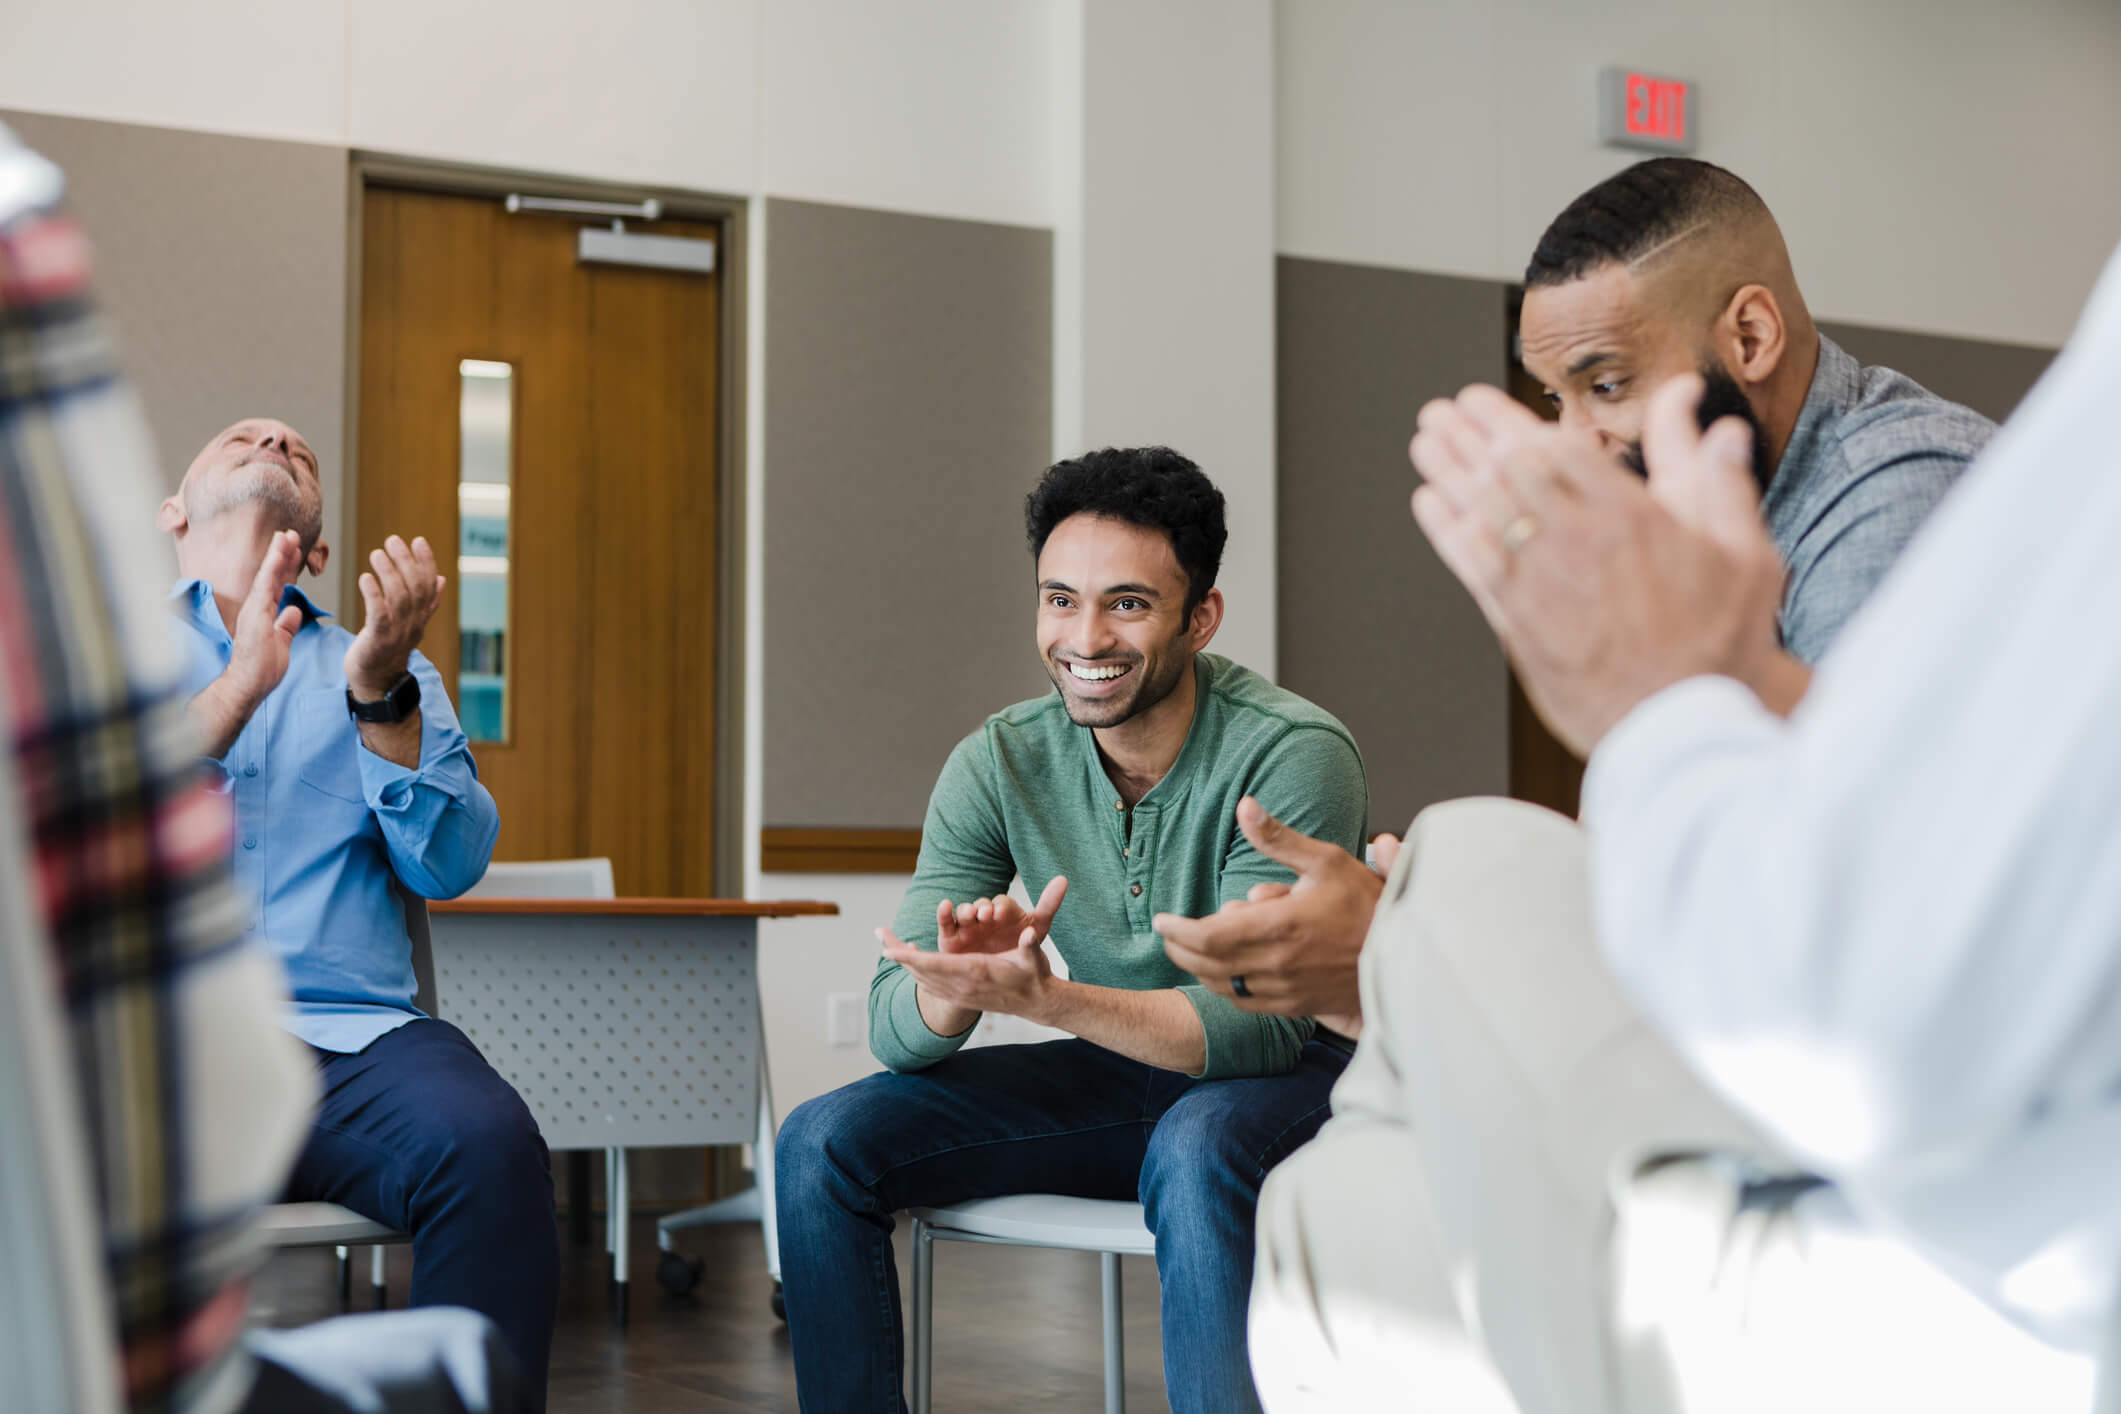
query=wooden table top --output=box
[427,897,841,918]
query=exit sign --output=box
[1599,68,1698,154]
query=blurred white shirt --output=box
[1583,241,2121,1353]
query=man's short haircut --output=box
[1524,157,1772,288]
[1025,447,1227,616]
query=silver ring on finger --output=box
[1500,513,1542,555]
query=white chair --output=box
[0,691,122,1414]
[257,1204,406,1309]
[467,857,616,901]
[907,1195,1156,1414]
[257,884,434,1310]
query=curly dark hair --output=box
[1525,158,1770,288]
[1024,447,1227,616]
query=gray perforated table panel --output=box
[428,912,762,1152]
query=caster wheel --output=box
[656,1248,705,1297]
[770,1282,786,1322]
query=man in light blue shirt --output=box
[162,416,558,1406]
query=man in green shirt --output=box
[775,447,1369,1413]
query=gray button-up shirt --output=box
[1764,334,1996,662]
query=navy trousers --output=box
[286,1019,559,1410]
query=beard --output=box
[1045,630,1193,730]
[1619,362,1775,493]
[185,458,324,551]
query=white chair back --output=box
[0,688,121,1413]
[466,857,617,900]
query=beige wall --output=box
[1275,0,2121,349]
[1055,0,1280,678]
[0,0,1053,230]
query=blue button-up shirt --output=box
[172,578,500,1052]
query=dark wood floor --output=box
[255,1209,1172,1412]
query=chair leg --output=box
[371,1244,389,1309]
[335,1245,352,1312]
[1101,1251,1125,1414]
[754,1048,781,1283]
[910,1218,934,1414]
[613,1147,631,1325]
[605,1148,618,1264]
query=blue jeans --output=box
[776,1038,1349,1413]
[287,1019,560,1411]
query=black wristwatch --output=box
[346,671,422,724]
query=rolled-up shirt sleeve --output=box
[354,651,499,900]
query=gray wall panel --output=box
[2,111,348,563]
[763,198,1052,829]
[1277,257,1510,836]
[1817,319,2054,424]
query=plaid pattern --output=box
[0,133,304,1412]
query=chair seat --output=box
[259,1202,407,1248]
[909,1195,1155,1256]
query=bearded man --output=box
[164,417,557,1407]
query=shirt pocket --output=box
[295,687,369,805]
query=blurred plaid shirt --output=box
[0,127,312,1412]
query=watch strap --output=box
[346,671,421,724]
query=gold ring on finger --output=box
[1500,514,1542,555]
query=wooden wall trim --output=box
[430,897,839,918]
[760,828,922,875]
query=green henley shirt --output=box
[868,652,1369,1081]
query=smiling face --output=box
[175,417,326,551]
[1035,513,1205,729]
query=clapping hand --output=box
[345,534,445,698]
[225,529,306,708]
[934,875,1070,954]
[879,876,1070,1022]
[1409,377,1791,753]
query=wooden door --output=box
[357,186,720,896]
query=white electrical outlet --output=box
[826,992,865,1048]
